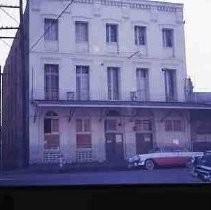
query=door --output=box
[136,133,153,154]
[107,67,120,100]
[136,68,149,101]
[105,133,124,162]
[76,66,89,100]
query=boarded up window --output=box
[44,134,60,149]
[76,119,91,148]
[76,134,91,148]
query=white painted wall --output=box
[28,0,189,163]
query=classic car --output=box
[191,151,211,182]
[127,146,203,170]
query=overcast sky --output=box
[0,0,211,92]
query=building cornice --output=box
[45,0,183,13]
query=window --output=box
[76,119,91,148]
[164,69,177,102]
[44,18,58,41]
[164,120,173,131]
[134,26,146,45]
[44,64,59,100]
[106,119,117,131]
[75,21,88,42]
[76,65,89,100]
[162,28,174,48]
[164,120,184,132]
[107,67,120,100]
[174,120,182,131]
[44,111,59,149]
[135,120,152,131]
[136,68,149,101]
[106,24,118,43]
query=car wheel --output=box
[191,169,198,177]
[127,164,133,170]
[145,159,155,170]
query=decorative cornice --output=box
[72,0,183,13]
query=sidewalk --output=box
[0,161,128,175]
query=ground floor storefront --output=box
[29,106,191,165]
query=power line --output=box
[29,0,74,52]
[0,7,19,24]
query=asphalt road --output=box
[0,167,204,186]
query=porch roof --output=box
[32,100,211,110]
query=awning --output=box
[32,100,211,110]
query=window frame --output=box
[44,64,59,100]
[162,28,174,48]
[44,18,59,41]
[75,21,89,43]
[134,25,147,46]
[76,118,92,148]
[106,23,118,43]
[164,119,184,132]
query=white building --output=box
[4,0,211,169]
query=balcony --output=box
[32,88,154,102]
[31,88,211,110]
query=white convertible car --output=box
[127,146,203,170]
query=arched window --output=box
[44,111,59,149]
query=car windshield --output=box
[162,147,188,152]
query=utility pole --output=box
[19,0,28,168]
[0,2,22,170]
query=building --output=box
[2,0,211,169]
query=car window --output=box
[149,148,161,153]
[162,147,174,152]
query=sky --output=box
[0,0,211,92]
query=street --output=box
[0,167,204,186]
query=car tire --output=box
[127,164,133,170]
[145,159,155,170]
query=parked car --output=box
[190,151,211,182]
[127,146,203,170]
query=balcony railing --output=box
[31,88,179,102]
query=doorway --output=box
[105,133,124,162]
[136,133,153,154]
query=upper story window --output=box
[44,18,58,41]
[136,68,149,101]
[75,21,88,42]
[164,69,177,102]
[107,67,120,100]
[76,65,90,100]
[134,26,146,46]
[106,24,118,43]
[44,64,59,100]
[162,28,174,48]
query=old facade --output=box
[3,0,211,169]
